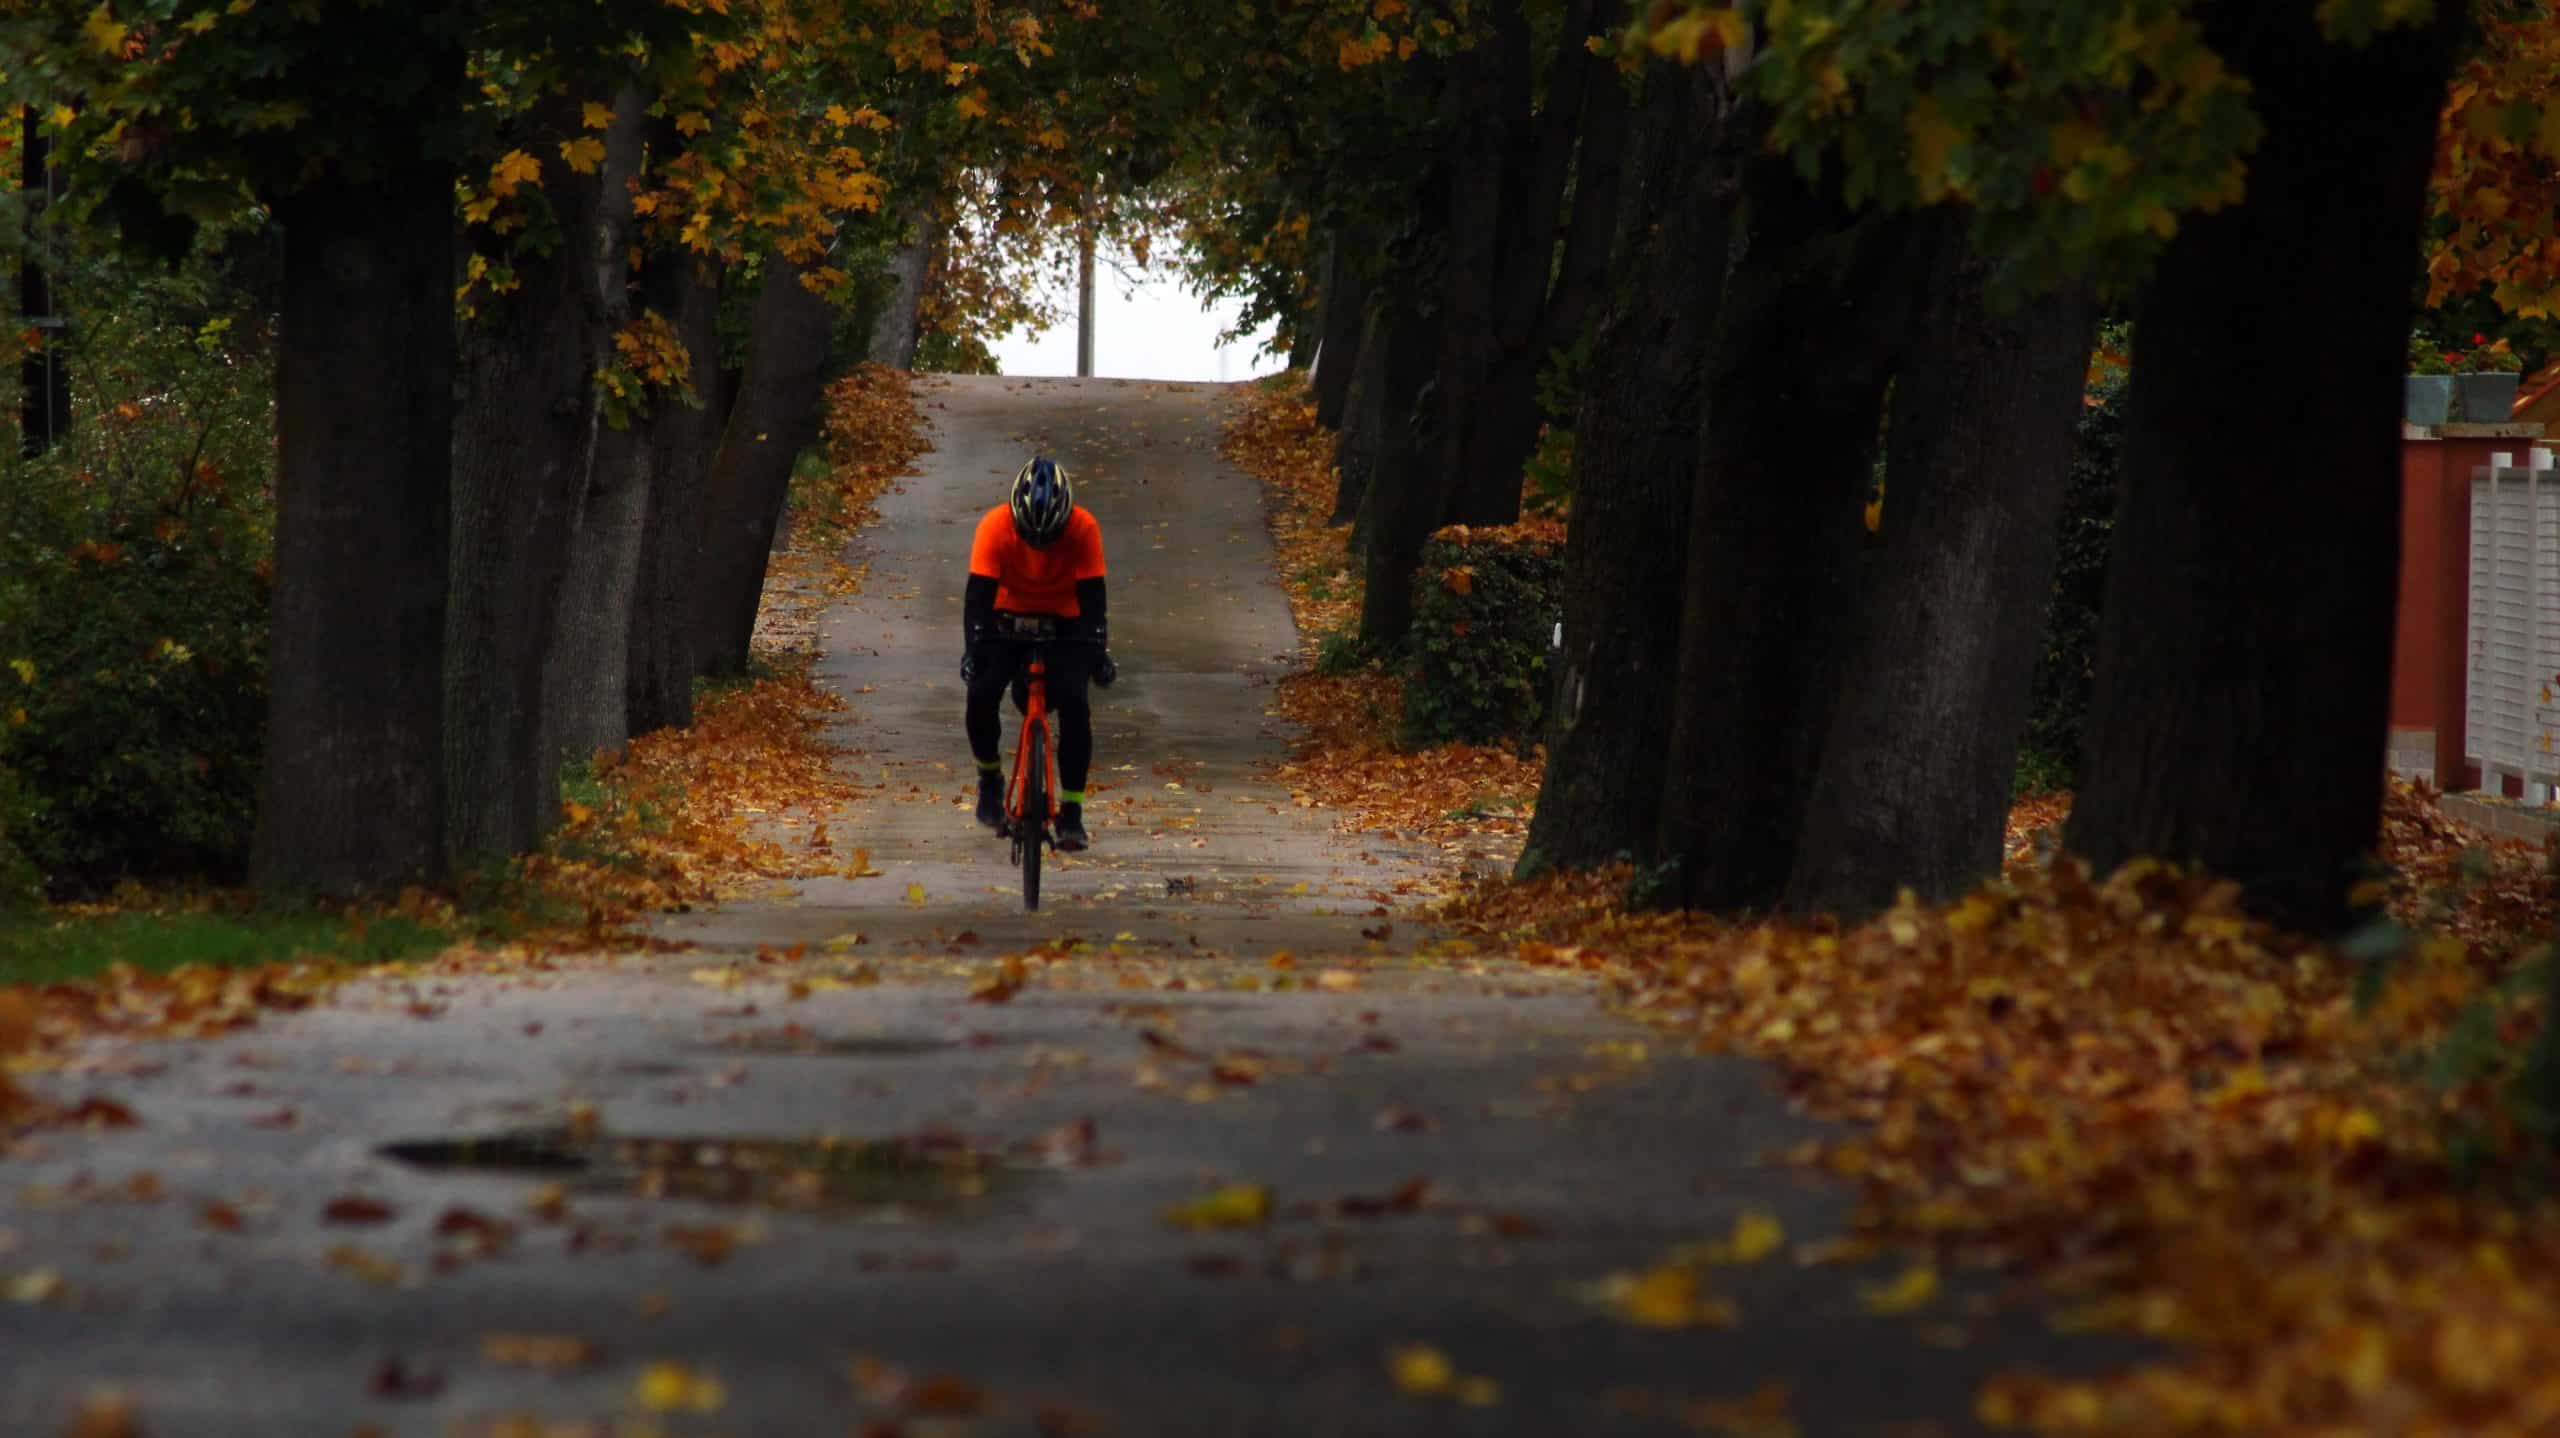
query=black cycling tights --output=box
[966,643,1094,795]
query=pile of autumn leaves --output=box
[2,369,929,1125]
[1449,794,2559,1433]
[1222,378,1542,849]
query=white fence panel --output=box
[2466,447,2560,801]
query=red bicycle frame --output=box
[1005,655,1059,836]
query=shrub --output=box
[2017,331,2128,792]
[0,236,278,894]
[1400,527,1564,746]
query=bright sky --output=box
[988,243,1288,383]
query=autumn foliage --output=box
[1446,776,2558,1435]
[1224,378,1541,849]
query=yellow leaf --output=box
[1727,1210,1785,1264]
[955,91,989,120]
[1387,1344,1452,1395]
[674,111,712,136]
[1860,1264,1939,1315]
[582,101,615,130]
[7,659,33,685]
[904,882,927,905]
[487,149,543,198]
[83,4,127,54]
[635,1360,725,1412]
[180,11,217,33]
[1161,1183,1271,1229]
[824,103,852,127]
[558,136,607,174]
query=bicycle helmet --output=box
[1010,455,1073,548]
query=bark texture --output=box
[444,93,633,865]
[1309,227,1371,431]
[1656,155,1922,912]
[1328,305,1386,529]
[864,206,941,369]
[694,259,837,677]
[625,260,726,738]
[1522,67,1732,876]
[2065,3,2462,932]
[1786,235,2095,919]
[252,166,455,896]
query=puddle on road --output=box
[380,1129,1052,1216]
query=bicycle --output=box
[990,616,1089,911]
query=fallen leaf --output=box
[1860,1264,1939,1315]
[322,1196,397,1226]
[635,1360,725,1413]
[480,1333,605,1371]
[1387,1344,1454,1396]
[1162,1183,1271,1230]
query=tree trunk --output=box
[1785,232,2095,919]
[1309,228,1371,431]
[1358,7,1531,647]
[1539,59,1633,362]
[1351,297,1445,643]
[1655,154,1923,912]
[1438,0,1587,528]
[443,94,631,865]
[252,166,455,897]
[625,259,726,738]
[693,258,838,677]
[1329,303,1386,528]
[1520,67,1732,877]
[539,90,653,774]
[2065,3,2461,932]
[865,206,940,369]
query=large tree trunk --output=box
[1539,59,1633,362]
[443,94,632,865]
[1309,228,1371,430]
[1439,0,1593,527]
[539,91,652,773]
[2065,4,2461,932]
[625,259,727,738]
[1785,233,2095,919]
[694,258,838,677]
[1358,6,1533,646]
[864,206,940,369]
[1520,67,1732,877]
[1329,304,1387,528]
[1655,154,1923,912]
[1351,296,1445,641]
[252,166,455,897]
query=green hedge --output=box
[1,238,278,895]
[1400,529,1565,746]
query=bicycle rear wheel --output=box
[1020,724,1047,910]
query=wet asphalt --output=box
[0,376,2142,1437]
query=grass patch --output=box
[0,906,455,987]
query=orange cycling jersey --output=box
[970,503,1105,616]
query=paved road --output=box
[0,376,2132,1437]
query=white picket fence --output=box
[2467,447,2560,803]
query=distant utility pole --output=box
[1075,222,1096,378]
[19,107,69,456]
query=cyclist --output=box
[963,456,1117,850]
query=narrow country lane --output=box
[0,377,2135,1437]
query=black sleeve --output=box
[1075,577,1107,639]
[964,574,997,649]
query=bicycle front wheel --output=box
[1020,724,1047,911]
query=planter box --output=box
[2457,372,2521,422]
[2407,375,2456,426]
